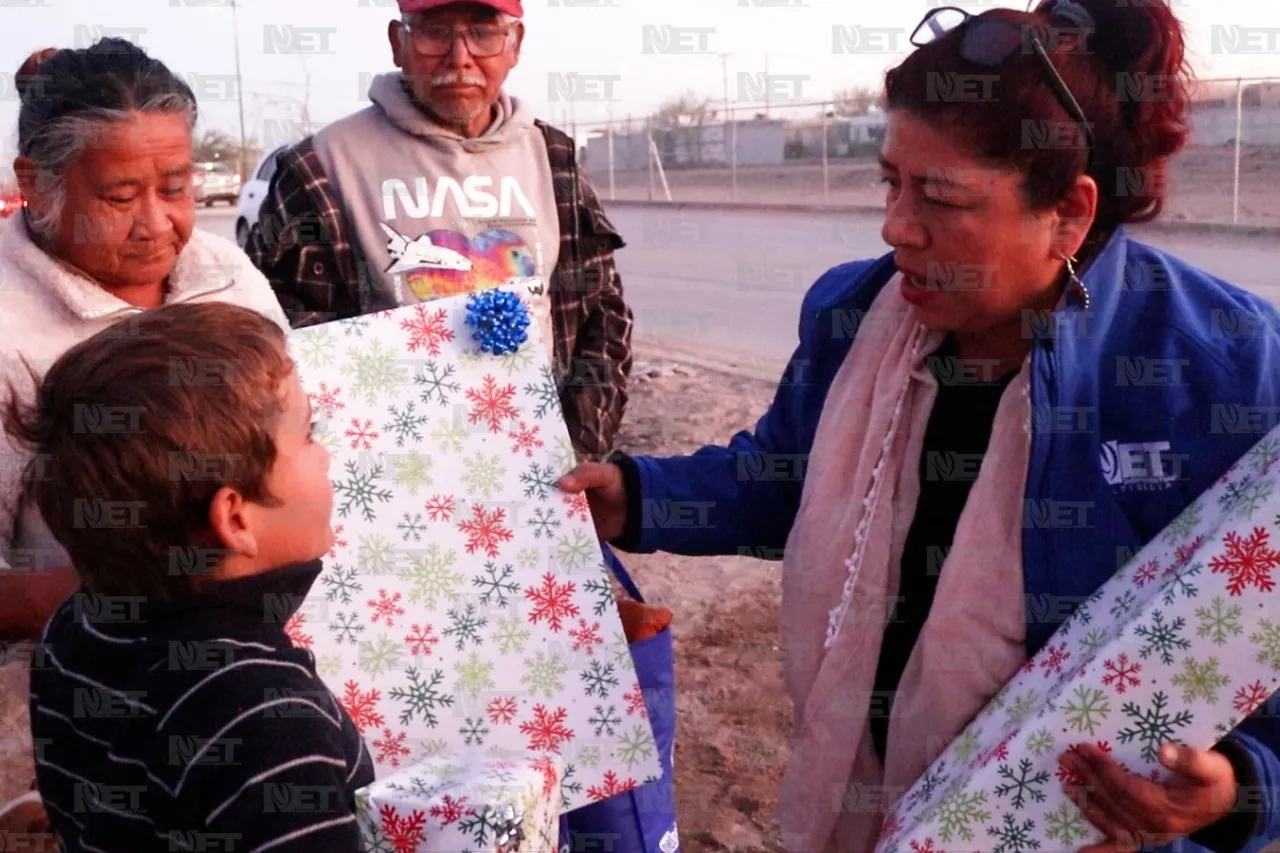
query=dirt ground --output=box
[613,353,789,853]
[593,144,1280,229]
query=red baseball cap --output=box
[397,0,523,16]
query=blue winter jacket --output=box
[623,227,1280,852]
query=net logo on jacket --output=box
[1100,439,1178,492]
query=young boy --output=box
[4,302,372,852]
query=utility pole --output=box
[298,55,313,136]
[719,53,731,170]
[569,97,577,153]
[764,52,770,118]
[720,53,730,122]
[230,0,249,181]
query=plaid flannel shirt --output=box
[244,120,632,462]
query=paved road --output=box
[198,205,1280,379]
[604,205,1280,378]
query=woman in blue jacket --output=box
[563,1,1280,851]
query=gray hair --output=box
[16,39,197,239]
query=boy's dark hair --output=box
[3,302,292,601]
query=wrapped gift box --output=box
[286,290,663,813]
[876,429,1280,853]
[356,749,562,852]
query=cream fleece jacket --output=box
[0,215,289,572]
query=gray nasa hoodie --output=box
[311,72,560,361]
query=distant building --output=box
[580,85,1280,175]
[583,117,788,171]
[784,114,887,159]
[1190,81,1280,146]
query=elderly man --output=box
[246,0,632,462]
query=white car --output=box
[193,162,240,207]
[234,145,288,248]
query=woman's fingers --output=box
[558,463,613,493]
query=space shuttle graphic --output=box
[379,222,473,275]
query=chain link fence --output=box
[573,77,1280,229]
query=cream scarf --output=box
[776,276,1034,853]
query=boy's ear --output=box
[207,486,259,560]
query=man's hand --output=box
[1059,742,1239,852]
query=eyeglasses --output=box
[400,19,514,58]
[910,6,1095,168]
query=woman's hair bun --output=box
[1054,0,1192,164]
[15,48,59,102]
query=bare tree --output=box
[192,127,262,177]
[652,91,716,129]
[192,128,242,164]
[651,92,716,167]
[831,85,881,117]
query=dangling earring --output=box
[1062,254,1091,311]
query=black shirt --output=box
[869,338,1018,762]
[30,560,374,852]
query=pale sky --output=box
[2,0,1278,163]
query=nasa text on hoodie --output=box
[310,72,560,364]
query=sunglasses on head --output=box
[910,2,1096,169]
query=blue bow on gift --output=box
[465,289,531,356]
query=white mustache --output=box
[431,72,486,87]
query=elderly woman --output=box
[0,39,287,827]
[562,1,1280,852]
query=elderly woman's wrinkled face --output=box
[878,110,1086,340]
[37,112,195,292]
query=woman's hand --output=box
[557,463,627,543]
[0,567,79,641]
[1059,742,1239,852]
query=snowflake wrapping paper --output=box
[285,292,663,814]
[876,427,1280,853]
[355,749,561,853]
